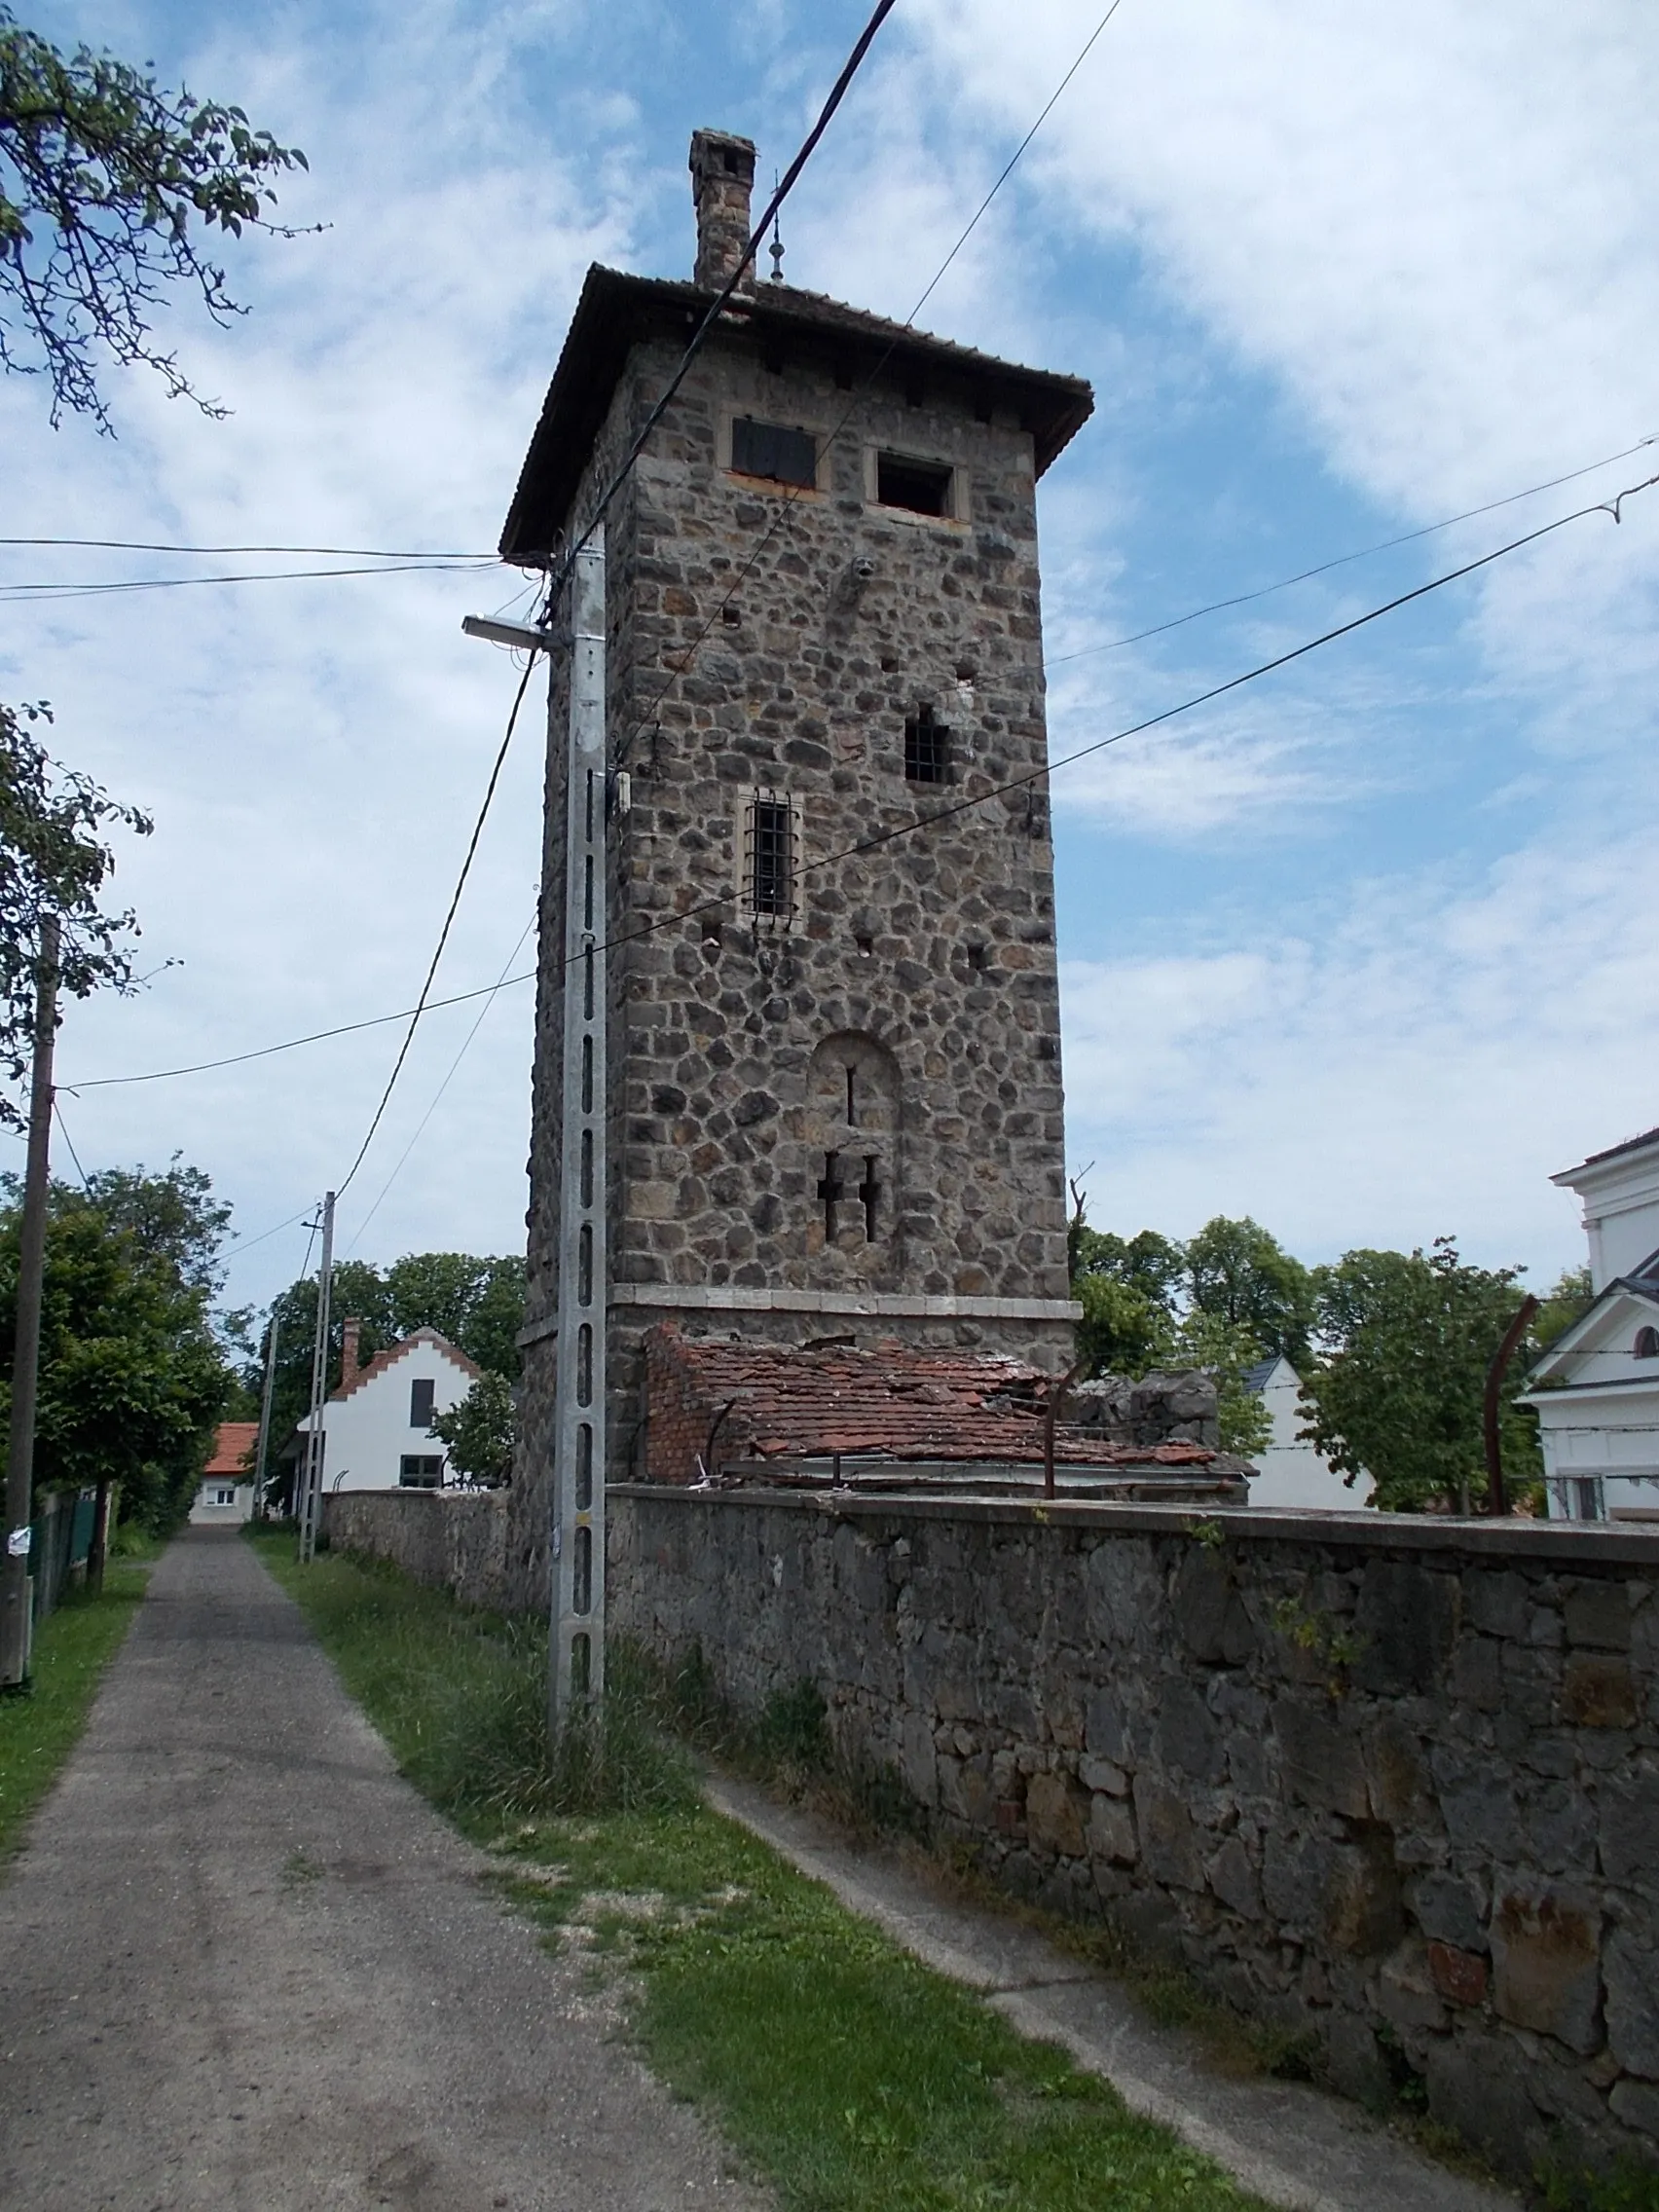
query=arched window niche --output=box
[800,1031,901,1258]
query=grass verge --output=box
[0,1564,149,1859]
[253,1530,1274,2212]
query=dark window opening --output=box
[410,1377,435,1428]
[845,1066,857,1124]
[967,942,988,972]
[854,933,873,959]
[817,1151,845,1240]
[858,1156,882,1240]
[720,603,741,626]
[1636,1326,1659,1359]
[399,1455,443,1490]
[904,703,951,784]
[877,451,953,516]
[749,795,793,917]
[731,416,817,488]
[1572,1477,1604,1522]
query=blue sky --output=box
[7,0,1659,1320]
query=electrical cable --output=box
[0,558,498,605]
[333,654,538,1198]
[0,537,491,558]
[51,1098,90,1189]
[1047,432,1659,669]
[344,913,537,1255]
[64,471,1657,1100]
[609,0,1128,771]
[222,1207,319,1263]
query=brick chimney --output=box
[340,1315,362,1388]
[689,128,756,295]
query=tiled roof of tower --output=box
[499,265,1094,562]
[649,1329,1215,1470]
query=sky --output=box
[5,0,1658,1326]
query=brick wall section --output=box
[608,1485,1659,2183]
[321,1491,511,1614]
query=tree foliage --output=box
[1186,1214,1315,1366]
[0,1167,235,1531]
[0,9,307,427]
[429,1370,516,1490]
[0,701,150,1126]
[1298,1237,1540,1512]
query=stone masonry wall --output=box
[609,1484,1659,2183]
[321,1490,511,1615]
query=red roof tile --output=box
[204,1421,260,1477]
[327,1328,483,1403]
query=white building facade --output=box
[1521,1126,1659,1526]
[297,1328,482,1494]
[1242,1354,1373,1511]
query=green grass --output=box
[254,1530,1272,2212]
[0,1565,148,1858]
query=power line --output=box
[611,0,1127,770]
[222,1207,318,1264]
[333,655,538,1198]
[63,472,1654,1103]
[344,914,536,1255]
[1047,432,1659,669]
[51,1099,90,1189]
[0,537,491,557]
[0,558,497,605]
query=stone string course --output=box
[608,1485,1659,2184]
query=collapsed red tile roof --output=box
[648,1327,1213,1468]
[204,1421,260,1477]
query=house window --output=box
[904,704,951,784]
[745,792,795,919]
[212,1486,237,1507]
[1571,1476,1604,1522]
[410,1377,436,1428]
[875,451,954,517]
[399,1456,443,1489]
[1635,1327,1659,1359]
[730,417,817,489]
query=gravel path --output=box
[0,1530,762,2212]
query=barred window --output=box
[730,417,817,489]
[744,791,795,919]
[904,703,951,784]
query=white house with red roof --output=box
[296,1320,482,1495]
[1522,1125,1659,1525]
[191,1420,261,1525]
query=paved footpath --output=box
[0,1530,761,2212]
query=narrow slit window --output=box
[876,451,953,517]
[747,793,794,918]
[730,417,818,489]
[904,704,951,784]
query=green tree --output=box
[1169,1309,1272,1457]
[429,1371,516,1489]
[0,9,307,427]
[1068,1196,1185,1380]
[0,1171,234,1534]
[1186,1214,1315,1366]
[1300,1236,1540,1513]
[0,701,150,1126]
[385,1252,526,1380]
[1533,1264,1594,1355]
[80,1154,231,1294]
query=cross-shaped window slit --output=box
[859,1156,881,1241]
[817,1151,845,1240]
[904,704,950,783]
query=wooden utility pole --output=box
[0,916,60,1688]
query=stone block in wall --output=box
[1262,1826,1332,1936]
[1133,1774,1204,1892]
[1518,1772,1599,1877]
[1604,1928,1659,2079]
[1027,1769,1088,1858]
[1491,1885,1604,2054]
[1425,2029,1545,2176]
[1600,1762,1659,1890]
[1465,1568,1529,1641]
[1434,1753,1517,1858]
[1154,1679,1225,1785]
[1426,1941,1489,2008]
[1609,2076,1659,2141]
[1322,1829,1404,1957]
[1089,1789,1138,1867]
[1564,1578,1632,1651]
[1363,1712,1433,1829]
[1378,1936,1451,2046]
[1411,1868,1488,1954]
[1562,1652,1640,1729]
[1321,2015,1395,2114]
[1170,1547,1254,1667]
[1273,1696,1368,1818]
[1353,1562,1459,1694]
[1205,1834,1260,1918]
[900,1709,938,1809]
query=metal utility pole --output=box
[298,1193,335,1563]
[0,916,60,1689]
[252,1315,281,1520]
[549,528,608,1737]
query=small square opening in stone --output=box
[731,416,817,489]
[877,451,953,516]
[720,603,741,627]
[904,703,951,784]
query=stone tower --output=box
[499,129,1091,1575]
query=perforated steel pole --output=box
[298,1192,334,1562]
[549,527,607,1736]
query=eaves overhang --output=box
[499,264,1095,565]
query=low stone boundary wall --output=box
[609,1484,1659,2183]
[320,1489,511,1613]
